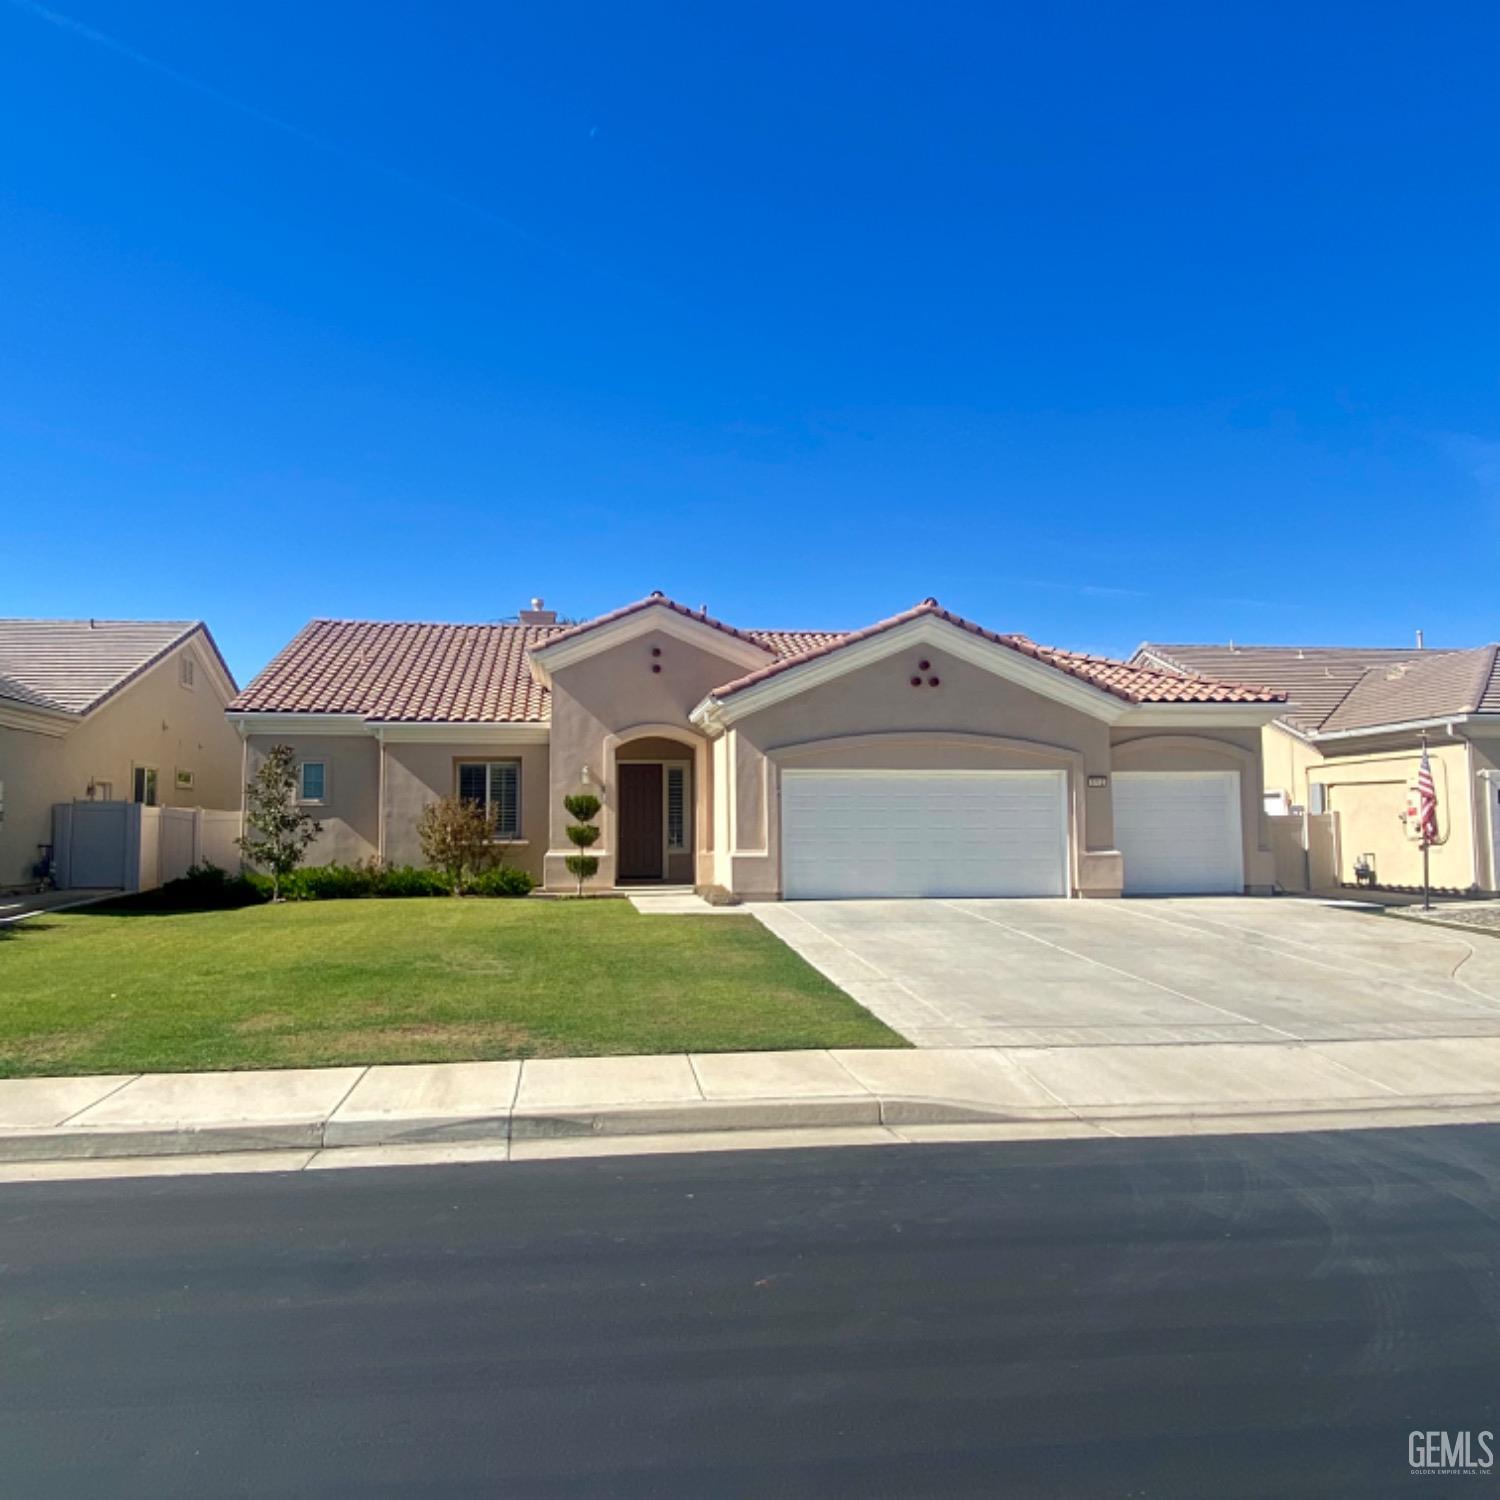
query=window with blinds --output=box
[458,760,521,839]
[666,764,688,852]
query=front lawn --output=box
[0,900,904,1077]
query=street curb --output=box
[4,1092,1500,1165]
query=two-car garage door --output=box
[780,767,1245,899]
[781,770,1068,899]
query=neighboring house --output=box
[1134,642,1500,893]
[228,594,1284,901]
[0,620,242,889]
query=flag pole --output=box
[1421,727,1431,911]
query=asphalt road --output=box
[2,1128,1497,1498]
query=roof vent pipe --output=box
[1416,628,1425,649]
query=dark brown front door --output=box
[617,763,664,880]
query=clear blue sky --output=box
[4,1,1498,685]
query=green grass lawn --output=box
[0,899,904,1077]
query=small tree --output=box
[237,744,321,902]
[418,795,499,895]
[563,792,601,897]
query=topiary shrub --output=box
[562,793,602,896]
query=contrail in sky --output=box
[5,0,571,259]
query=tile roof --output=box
[230,619,564,722]
[1137,642,1500,736]
[1318,646,1499,734]
[707,602,1284,706]
[234,603,1282,725]
[229,615,847,722]
[530,594,778,657]
[0,619,223,715]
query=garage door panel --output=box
[781,770,1068,900]
[1114,771,1243,896]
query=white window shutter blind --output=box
[666,766,687,851]
[490,762,520,838]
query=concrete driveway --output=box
[755,897,1500,1048]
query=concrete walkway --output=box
[4,1035,1500,1173]
[0,888,121,923]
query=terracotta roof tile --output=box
[531,594,778,657]
[231,620,563,722]
[707,602,1283,706]
[234,604,1282,724]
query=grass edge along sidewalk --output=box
[0,898,904,1078]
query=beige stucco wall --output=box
[1471,734,1500,891]
[1260,723,1323,808]
[542,627,735,889]
[1308,740,1477,890]
[1109,727,1275,893]
[1,636,242,888]
[244,733,381,869]
[381,739,549,884]
[242,733,549,883]
[722,641,1116,898]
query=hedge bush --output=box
[99,862,265,912]
[467,865,536,897]
[244,860,535,902]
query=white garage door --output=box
[781,770,1069,900]
[1114,771,1243,895]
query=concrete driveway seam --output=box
[1105,900,1500,1013]
[938,900,1305,1043]
[755,904,956,1030]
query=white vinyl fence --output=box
[52,802,241,892]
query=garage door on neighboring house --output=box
[1114,771,1243,895]
[780,769,1069,899]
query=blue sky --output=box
[4,1,1498,685]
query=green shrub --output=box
[107,862,266,912]
[377,864,451,897]
[468,865,535,897]
[242,861,528,901]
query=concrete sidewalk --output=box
[4,1036,1500,1168]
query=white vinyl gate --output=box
[59,801,130,888]
[52,803,241,891]
[780,769,1069,899]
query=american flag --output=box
[1416,750,1439,845]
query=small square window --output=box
[176,768,195,791]
[299,761,327,804]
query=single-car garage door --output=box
[781,769,1069,899]
[1114,771,1243,895]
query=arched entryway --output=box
[609,731,703,884]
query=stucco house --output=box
[1134,642,1500,893]
[0,619,242,889]
[228,594,1285,901]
